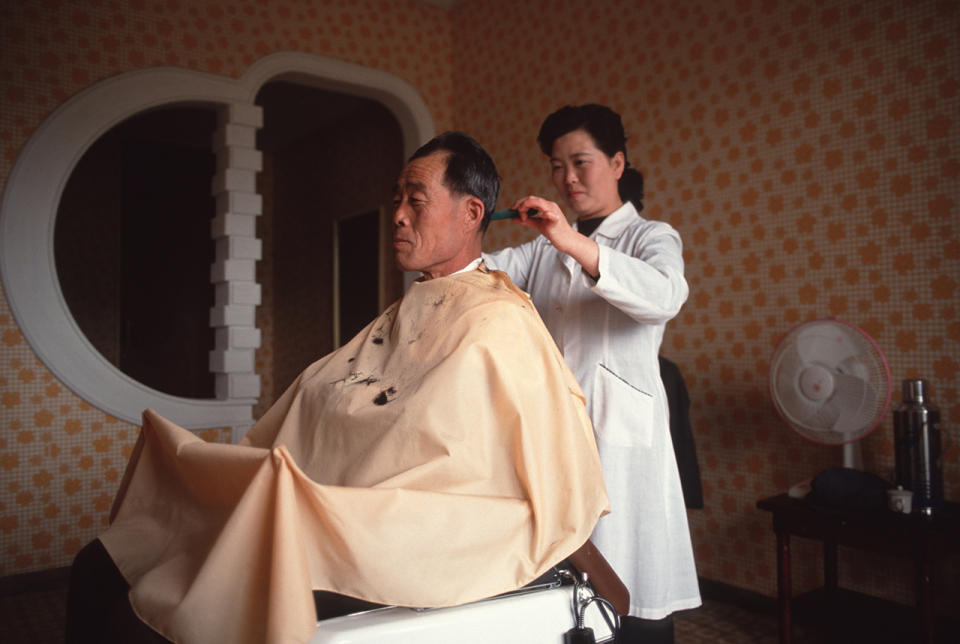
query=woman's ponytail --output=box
[618,166,644,213]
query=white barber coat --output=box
[484,201,701,619]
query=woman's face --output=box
[549,129,624,220]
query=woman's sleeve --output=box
[586,223,689,324]
[482,239,539,291]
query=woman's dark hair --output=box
[409,131,500,232]
[537,104,644,212]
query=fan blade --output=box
[831,372,880,434]
[773,355,822,427]
[807,394,842,430]
[773,342,838,433]
[796,323,859,369]
[835,355,869,380]
[775,382,822,428]
[773,342,800,397]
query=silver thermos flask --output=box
[893,379,943,517]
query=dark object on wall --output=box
[659,356,703,509]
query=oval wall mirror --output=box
[55,105,219,400]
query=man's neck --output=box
[448,257,483,276]
[420,255,482,280]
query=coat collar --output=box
[582,201,639,240]
[562,202,639,275]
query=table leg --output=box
[776,530,792,644]
[916,556,934,644]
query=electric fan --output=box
[769,318,892,473]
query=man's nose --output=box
[393,203,409,227]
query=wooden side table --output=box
[756,493,959,644]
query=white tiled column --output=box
[210,103,263,441]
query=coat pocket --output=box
[592,363,654,448]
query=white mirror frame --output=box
[0,52,433,431]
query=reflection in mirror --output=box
[54,106,217,399]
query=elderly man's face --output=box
[392,152,477,280]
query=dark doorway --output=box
[336,210,381,344]
[256,82,405,396]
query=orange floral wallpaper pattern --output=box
[465,0,958,612]
[1,0,958,617]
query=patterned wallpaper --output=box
[464,0,959,612]
[0,0,957,617]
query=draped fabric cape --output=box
[100,267,610,644]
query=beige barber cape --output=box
[100,266,610,644]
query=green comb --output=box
[490,208,540,221]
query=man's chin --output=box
[393,256,415,273]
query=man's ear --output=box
[462,196,485,234]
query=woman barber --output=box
[484,104,700,643]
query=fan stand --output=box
[788,440,865,498]
[843,441,863,469]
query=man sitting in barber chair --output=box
[67,132,620,644]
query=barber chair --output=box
[310,540,627,643]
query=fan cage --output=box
[769,317,893,446]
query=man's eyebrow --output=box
[397,180,427,194]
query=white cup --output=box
[887,487,913,514]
